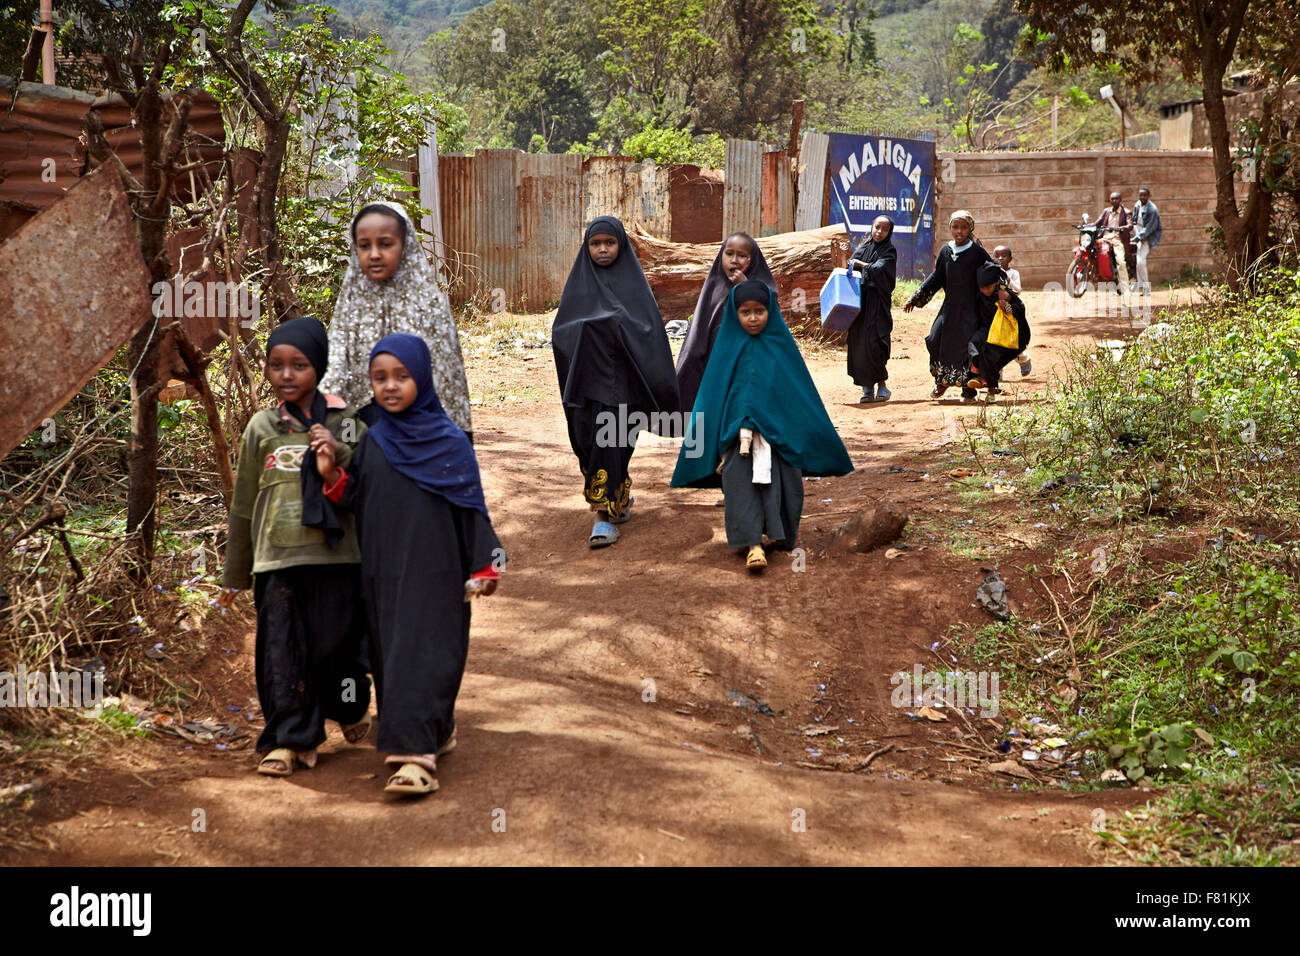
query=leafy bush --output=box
[991,269,1300,522]
[621,124,726,168]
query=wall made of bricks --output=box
[933,150,1220,289]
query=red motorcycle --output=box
[1065,217,1127,297]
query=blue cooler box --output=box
[819,267,862,331]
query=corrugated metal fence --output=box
[429,141,790,309]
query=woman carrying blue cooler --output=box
[846,215,896,403]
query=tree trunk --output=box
[125,82,169,580]
[1201,68,1250,290]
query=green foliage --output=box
[169,3,453,318]
[1106,723,1198,781]
[992,271,1300,517]
[621,125,725,167]
[0,1,40,77]
[968,267,1300,860]
[431,0,832,152]
[98,704,148,738]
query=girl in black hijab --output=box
[675,232,777,414]
[552,216,680,548]
[968,260,1031,396]
[846,215,897,402]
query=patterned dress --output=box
[320,201,473,434]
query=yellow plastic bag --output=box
[988,302,1019,349]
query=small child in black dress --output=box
[314,332,504,797]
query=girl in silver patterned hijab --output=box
[321,201,473,437]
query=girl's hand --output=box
[903,301,915,313]
[308,423,336,453]
[726,266,746,283]
[211,588,241,614]
[310,425,339,477]
[464,578,498,600]
[997,288,1011,305]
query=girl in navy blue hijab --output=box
[312,332,505,797]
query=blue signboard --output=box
[825,133,935,280]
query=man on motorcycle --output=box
[1093,191,1133,293]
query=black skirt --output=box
[253,564,371,753]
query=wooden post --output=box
[787,99,804,221]
[40,0,54,84]
[417,130,447,285]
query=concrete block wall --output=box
[933,150,1220,289]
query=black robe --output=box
[337,433,503,755]
[720,441,803,550]
[911,242,994,387]
[675,238,776,414]
[846,235,896,386]
[552,217,679,515]
[969,282,1031,390]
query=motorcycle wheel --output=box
[1065,264,1088,298]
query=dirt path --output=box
[3,289,1194,866]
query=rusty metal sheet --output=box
[635,159,670,238]
[0,78,226,240]
[518,152,582,310]
[760,150,795,237]
[473,149,518,309]
[795,132,828,230]
[0,163,153,459]
[583,156,637,226]
[667,164,723,244]
[153,226,241,381]
[723,138,763,237]
[438,154,474,303]
[775,153,795,234]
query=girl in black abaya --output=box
[904,210,995,401]
[551,216,680,549]
[967,260,1031,396]
[675,232,777,414]
[846,215,897,403]
[313,333,504,797]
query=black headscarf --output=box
[976,260,1006,287]
[268,317,344,548]
[675,233,777,413]
[852,221,897,293]
[733,278,772,308]
[551,216,679,416]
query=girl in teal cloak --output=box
[671,280,854,572]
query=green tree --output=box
[424,0,600,150]
[0,1,40,77]
[1014,0,1300,285]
